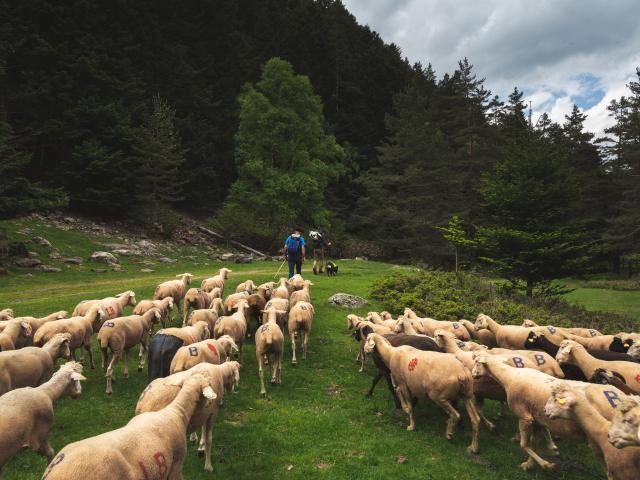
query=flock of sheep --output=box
[349,310,640,479]
[0,267,315,479]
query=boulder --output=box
[113,249,139,256]
[89,251,118,265]
[90,268,107,273]
[28,251,40,258]
[49,251,61,259]
[328,293,368,308]
[39,265,62,273]
[157,256,176,263]
[235,255,253,264]
[140,268,155,273]
[15,258,42,268]
[63,257,83,265]
[32,236,52,248]
[220,253,235,261]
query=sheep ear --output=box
[202,386,217,400]
[71,372,87,381]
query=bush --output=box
[370,270,638,334]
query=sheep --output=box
[262,298,289,331]
[545,384,640,480]
[157,321,211,345]
[404,308,471,340]
[186,298,224,334]
[235,279,256,294]
[475,328,498,348]
[288,301,314,366]
[474,313,562,349]
[201,267,232,294]
[366,311,398,330]
[0,308,14,321]
[365,333,481,453]
[471,353,628,471]
[272,278,290,299]
[213,299,249,359]
[0,333,71,395]
[170,336,239,373]
[246,292,267,337]
[257,281,275,300]
[0,319,32,351]
[347,315,393,372]
[256,306,285,396]
[0,310,67,347]
[482,345,564,378]
[627,343,640,361]
[380,311,393,320]
[154,272,193,319]
[353,324,442,409]
[0,362,85,478]
[556,340,640,394]
[223,291,249,315]
[182,287,221,326]
[42,373,216,479]
[561,332,631,353]
[98,309,161,394]
[521,319,603,338]
[133,297,174,328]
[288,274,305,290]
[608,396,640,448]
[72,290,137,319]
[289,280,313,307]
[34,304,106,369]
[135,362,239,472]
[393,317,427,336]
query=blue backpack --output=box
[287,236,302,256]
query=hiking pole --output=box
[273,258,287,279]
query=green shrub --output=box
[370,270,638,334]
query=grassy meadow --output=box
[1,218,637,479]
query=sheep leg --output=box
[436,399,462,440]
[270,353,277,384]
[365,372,384,397]
[84,341,94,369]
[277,350,282,384]
[189,432,198,444]
[518,418,555,471]
[257,351,267,397]
[395,383,415,431]
[201,416,214,471]
[123,349,129,378]
[463,398,481,454]
[290,331,297,366]
[37,439,55,461]
[476,397,496,431]
[138,338,148,372]
[541,426,559,455]
[105,351,120,395]
[72,348,78,362]
[302,331,309,359]
[100,347,108,372]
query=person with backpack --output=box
[283,227,306,279]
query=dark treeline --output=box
[2,0,639,282]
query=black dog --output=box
[326,261,338,276]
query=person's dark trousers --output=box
[288,257,302,278]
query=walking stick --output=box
[273,258,287,279]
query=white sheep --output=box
[0,308,14,321]
[182,287,221,326]
[170,336,239,373]
[289,280,312,307]
[0,362,86,478]
[154,273,193,319]
[98,309,162,394]
[0,319,32,351]
[213,299,249,359]
[201,267,232,294]
[42,374,216,479]
[72,291,137,319]
[133,297,174,328]
[256,306,284,396]
[288,301,314,366]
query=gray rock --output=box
[140,268,155,273]
[15,258,42,268]
[63,257,83,265]
[328,293,368,308]
[89,251,118,264]
[28,251,40,258]
[220,253,235,261]
[63,217,76,223]
[0,267,8,275]
[49,251,62,259]
[111,266,124,272]
[157,256,176,263]
[32,236,52,248]
[113,248,139,256]
[90,268,107,273]
[235,254,253,264]
[39,265,61,273]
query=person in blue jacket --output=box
[283,227,306,279]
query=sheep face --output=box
[522,319,537,328]
[474,314,490,331]
[526,331,540,347]
[68,371,87,399]
[555,341,575,364]
[544,387,575,420]
[363,334,377,354]
[608,398,640,448]
[627,343,640,360]
[58,335,72,359]
[20,321,33,337]
[433,330,449,349]
[471,355,488,379]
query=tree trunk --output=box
[526,279,533,297]
[612,254,621,275]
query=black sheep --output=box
[352,325,442,408]
[525,332,586,381]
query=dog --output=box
[326,261,338,276]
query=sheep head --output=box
[60,361,86,399]
[433,329,455,349]
[526,331,540,347]
[627,343,640,361]
[186,374,217,402]
[556,340,579,364]
[474,314,491,331]
[544,384,577,420]
[220,267,232,278]
[471,353,491,378]
[364,333,384,354]
[608,397,640,449]
[49,333,72,359]
[522,319,538,328]
[176,273,193,284]
[20,321,33,337]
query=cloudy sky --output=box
[342,0,640,136]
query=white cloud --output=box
[343,0,640,137]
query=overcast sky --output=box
[342,0,640,136]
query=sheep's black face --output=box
[525,331,539,349]
[610,337,632,353]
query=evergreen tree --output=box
[0,121,68,218]
[218,58,345,247]
[133,94,186,224]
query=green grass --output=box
[0,220,613,479]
